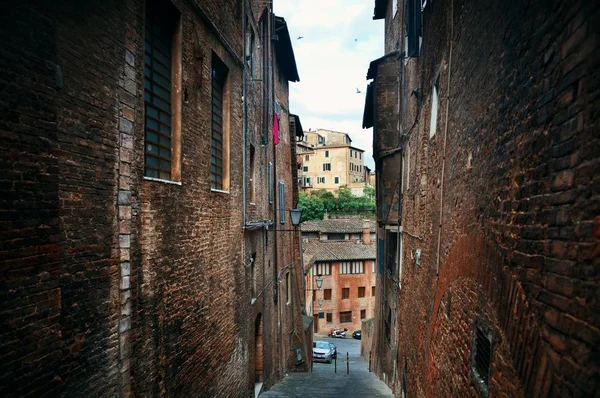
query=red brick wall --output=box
[372,0,599,396]
[0,1,125,396]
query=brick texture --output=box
[0,0,306,397]
[370,0,599,396]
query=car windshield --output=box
[314,342,329,349]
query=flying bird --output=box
[297,36,304,40]
[356,88,362,94]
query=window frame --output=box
[210,53,231,191]
[341,288,350,300]
[143,3,182,182]
[358,286,366,298]
[340,311,352,323]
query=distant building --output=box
[302,219,376,334]
[297,129,368,196]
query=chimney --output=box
[362,220,371,245]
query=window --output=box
[359,152,362,159]
[358,287,365,298]
[430,82,439,138]
[323,163,331,171]
[334,176,339,184]
[471,319,493,396]
[361,309,366,319]
[313,263,331,276]
[340,261,364,274]
[372,286,376,297]
[285,272,291,304]
[407,0,422,57]
[393,0,398,17]
[326,313,332,323]
[278,181,285,224]
[210,54,230,190]
[144,1,181,181]
[303,166,308,172]
[328,233,345,241]
[340,311,352,323]
[324,289,332,300]
[305,155,310,161]
[350,163,353,172]
[341,288,350,300]
[385,308,391,341]
[325,150,329,157]
[249,145,255,202]
[317,177,325,184]
[251,253,256,297]
[306,177,311,186]
[387,232,398,274]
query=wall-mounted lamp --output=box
[318,298,323,309]
[315,274,323,290]
[289,208,302,227]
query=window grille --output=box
[211,55,228,190]
[144,9,174,179]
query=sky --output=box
[273,0,384,171]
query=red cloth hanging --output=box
[273,113,280,145]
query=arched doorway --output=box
[254,314,263,383]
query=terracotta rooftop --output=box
[301,219,376,233]
[303,240,376,265]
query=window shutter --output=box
[279,181,285,224]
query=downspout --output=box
[242,1,248,227]
[436,0,453,276]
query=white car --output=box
[313,340,336,363]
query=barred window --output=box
[313,263,331,276]
[144,1,181,180]
[211,54,229,190]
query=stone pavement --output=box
[259,351,392,397]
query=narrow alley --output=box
[260,337,392,398]
[0,0,598,397]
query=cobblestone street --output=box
[259,338,392,398]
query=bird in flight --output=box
[297,36,304,40]
[356,88,362,94]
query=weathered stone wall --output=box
[372,0,599,396]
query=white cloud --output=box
[275,0,384,170]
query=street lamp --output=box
[289,208,302,227]
[318,298,323,309]
[315,274,323,290]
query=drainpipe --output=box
[436,0,453,276]
[242,1,248,227]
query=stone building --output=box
[296,129,368,196]
[301,219,377,334]
[363,0,599,397]
[0,0,307,397]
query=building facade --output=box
[302,219,377,334]
[297,129,368,196]
[0,1,307,397]
[364,0,599,397]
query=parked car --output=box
[313,340,336,363]
[352,330,361,340]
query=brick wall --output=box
[371,0,599,396]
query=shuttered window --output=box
[211,56,228,190]
[144,10,173,180]
[471,320,493,394]
[340,311,351,323]
[278,181,285,224]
